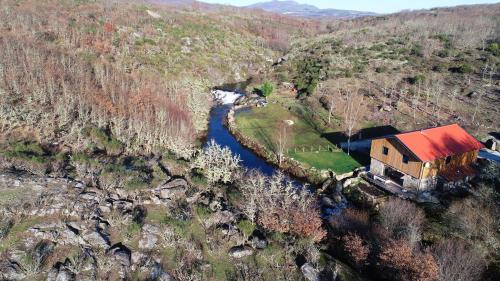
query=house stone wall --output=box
[403,175,437,190]
[370,158,385,176]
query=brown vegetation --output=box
[239,172,326,242]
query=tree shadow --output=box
[321,125,400,146]
[320,125,401,166]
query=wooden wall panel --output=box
[422,150,479,178]
[370,138,422,178]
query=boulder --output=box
[108,243,131,267]
[467,91,479,98]
[139,224,161,250]
[149,262,173,281]
[0,260,25,280]
[47,260,75,281]
[159,187,185,200]
[250,232,268,249]
[228,245,254,258]
[139,233,158,250]
[83,230,110,249]
[301,263,320,281]
[321,196,335,209]
[159,178,188,190]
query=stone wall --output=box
[402,175,437,191]
[370,158,385,176]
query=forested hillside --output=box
[271,4,499,137]
[0,0,318,155]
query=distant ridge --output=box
[246,0,377,19]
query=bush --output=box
[342,233,369,267]
[410,44,424,57]
[237,219,256,237]
[191,140,241,184]
[260,82,274,98]
[488,43,500,56]
[378,198,424,246]
[432,63,448,72]
[379,240,438,281]
[457,63,474,74]
[239,172,326,242]
[409,74,426,84]
[432,239,486,281]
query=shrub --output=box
[379,240,438,281]
[410,44,424,57]
[378,198,424,246]
[409,74,426,84]
[237,219,256,237]
[488,43,500,56]
[432,239,486,281]
[436,48,451,58]
[432,63,448,72]
[342,233,369,267]
[375,66,388,73]
[191,140,241,184]
[239,172,326,242]
[260,82,274,98]
[458,63,474,74]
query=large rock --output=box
[149,262,173,281]
[83,230,110,249]
[47,260,75,281]
[139,224,161,250]
[108,243,131,267]
[159,187,185,200]
[139,233,158,250]
[250,233,268,249]
[157,178,188,200]
[0,260,25,280]
[159,178,188,190]
[228,245,254,258]
[301,263,320,281]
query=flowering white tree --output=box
[192,140,241,184]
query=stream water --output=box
[205,92,277,177]
[205,91,348,217]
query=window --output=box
[445,156,451,164]
[402,155,409,164]
[382,146,389,155]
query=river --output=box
[205,91,349,217]
[205,91,277,177]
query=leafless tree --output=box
[341,88,365,155]
[432,239,486,281]
[449,88,459,112]
[379,198,425,247]
[274,121,292,166]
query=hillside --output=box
[268,3,500,138]
[247,0,376,19]
[0,0,320,156]
[0,1,498,281]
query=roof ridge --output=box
[395,123,458,136]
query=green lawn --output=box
[234,101,362,174]
[289,151,361,174]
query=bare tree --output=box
[432,239,486,281]
[274,121,292,166]
[379,198,425,247]
[318,82,336,125]
[449,88,459,112]
[341,88,365,155]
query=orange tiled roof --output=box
[395,124,484,162]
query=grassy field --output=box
[234,100,362,174]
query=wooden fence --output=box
[288,144,340,154]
